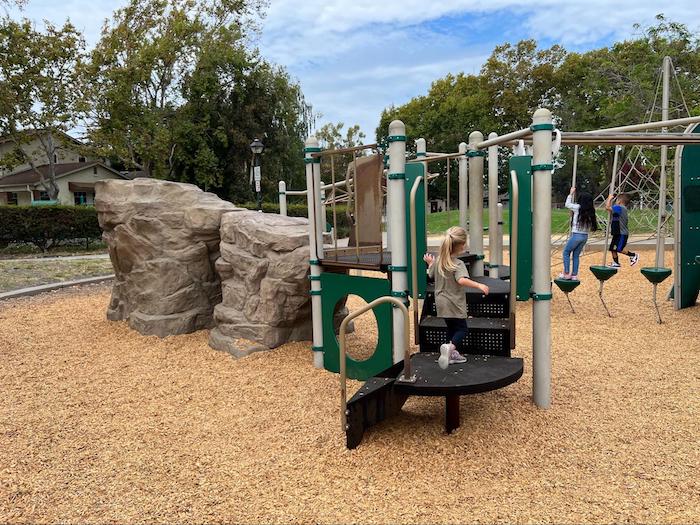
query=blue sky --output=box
[7,1,700,140]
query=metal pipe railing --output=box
[583,115,700,134]
[409,175,423,345]
[476,127,532,149]
[339,296,413,431]
[509,170,518,350]
[310,143,378,157]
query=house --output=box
[0,162,129,206]
[0,129,130,205]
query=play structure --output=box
[299,101,700,448]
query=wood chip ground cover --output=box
[0,251,698,523]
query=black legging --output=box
[445,318,468,347]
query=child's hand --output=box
[570,186,576,195]
[423,253,435,265]
[478,283,489,295]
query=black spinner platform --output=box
[345,353,524,449]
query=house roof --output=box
[0,162,128,188]
[0,129,83,147]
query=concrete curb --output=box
[0,253,110,263]
[0,275,114,301]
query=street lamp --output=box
[250,138,265,210]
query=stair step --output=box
[419,315,511,357]
[423,276,511,320]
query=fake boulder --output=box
[209,211,316,356]
[95,178,238,337]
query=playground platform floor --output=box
[1,251,698,524]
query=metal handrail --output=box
[409,175,423,345]
[509,170,518,350]
[339,296,413,432]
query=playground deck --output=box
[0,251,698,524]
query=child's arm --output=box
[457,277,489,295]
[565,187,579,210]
[605,194,614,212]
[423,253,435,279]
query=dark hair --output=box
[617,193,631,206]
[575,192,598,231]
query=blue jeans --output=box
[563,233,588,275]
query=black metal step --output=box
[419,315,511,357]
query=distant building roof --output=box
[0,129,83,146]
[0,162,127,188]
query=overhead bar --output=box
[310,143,378,157]
[584,115,700,134]
[475,127,532,150]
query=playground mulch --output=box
[1,251,698,524]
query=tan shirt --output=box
[428,257,469,318]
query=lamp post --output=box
[250,137,265,210]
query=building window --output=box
[74,191,87,205]
[7,192,18,205]
[39,191,50,201]
[93,166,98,175]
[53,153,57,163]
[79,156,86,163]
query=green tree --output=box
[173,39,313,202]
[86,0,265,179]
[0,17,88,199]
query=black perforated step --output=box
[422,276,511,320]
[419,315,511,357]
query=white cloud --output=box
[7,0,700,139]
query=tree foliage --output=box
[378,14,700,201]
[0,17,88,198]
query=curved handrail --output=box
[409,175,424,345]
[339,296,412,432]
[509,169,518,350]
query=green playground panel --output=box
[320,272,393,380]
[678,123,700,308]
[405,162,427,299]
[509,156,533,301]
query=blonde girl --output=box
[423,226,489,369]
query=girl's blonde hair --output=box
[437,226,467,277]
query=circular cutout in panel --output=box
[336,294,379,362]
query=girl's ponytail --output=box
[437,226,467,277]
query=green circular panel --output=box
[589,265,618,281]
[320,272,393,381]
[640,266,672,284]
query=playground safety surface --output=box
[1,251,698,524]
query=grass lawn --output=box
[426,208,659,235]
[0,258,114,293]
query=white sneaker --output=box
[438,344,451,370]
[630,253,640,266]
[449,349,467,364]
[607,262,621,268]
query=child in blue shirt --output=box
[605,193,639,267]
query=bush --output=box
[0,205,102,252]
[237,201,352,237]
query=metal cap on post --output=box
[388,120,408,365]
[468,131,484,276]
[304,136,324,369]
[531,108,553,409]
[458,142,468,248]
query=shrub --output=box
[0,205,102,252]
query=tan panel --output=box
[347,154,382,247]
